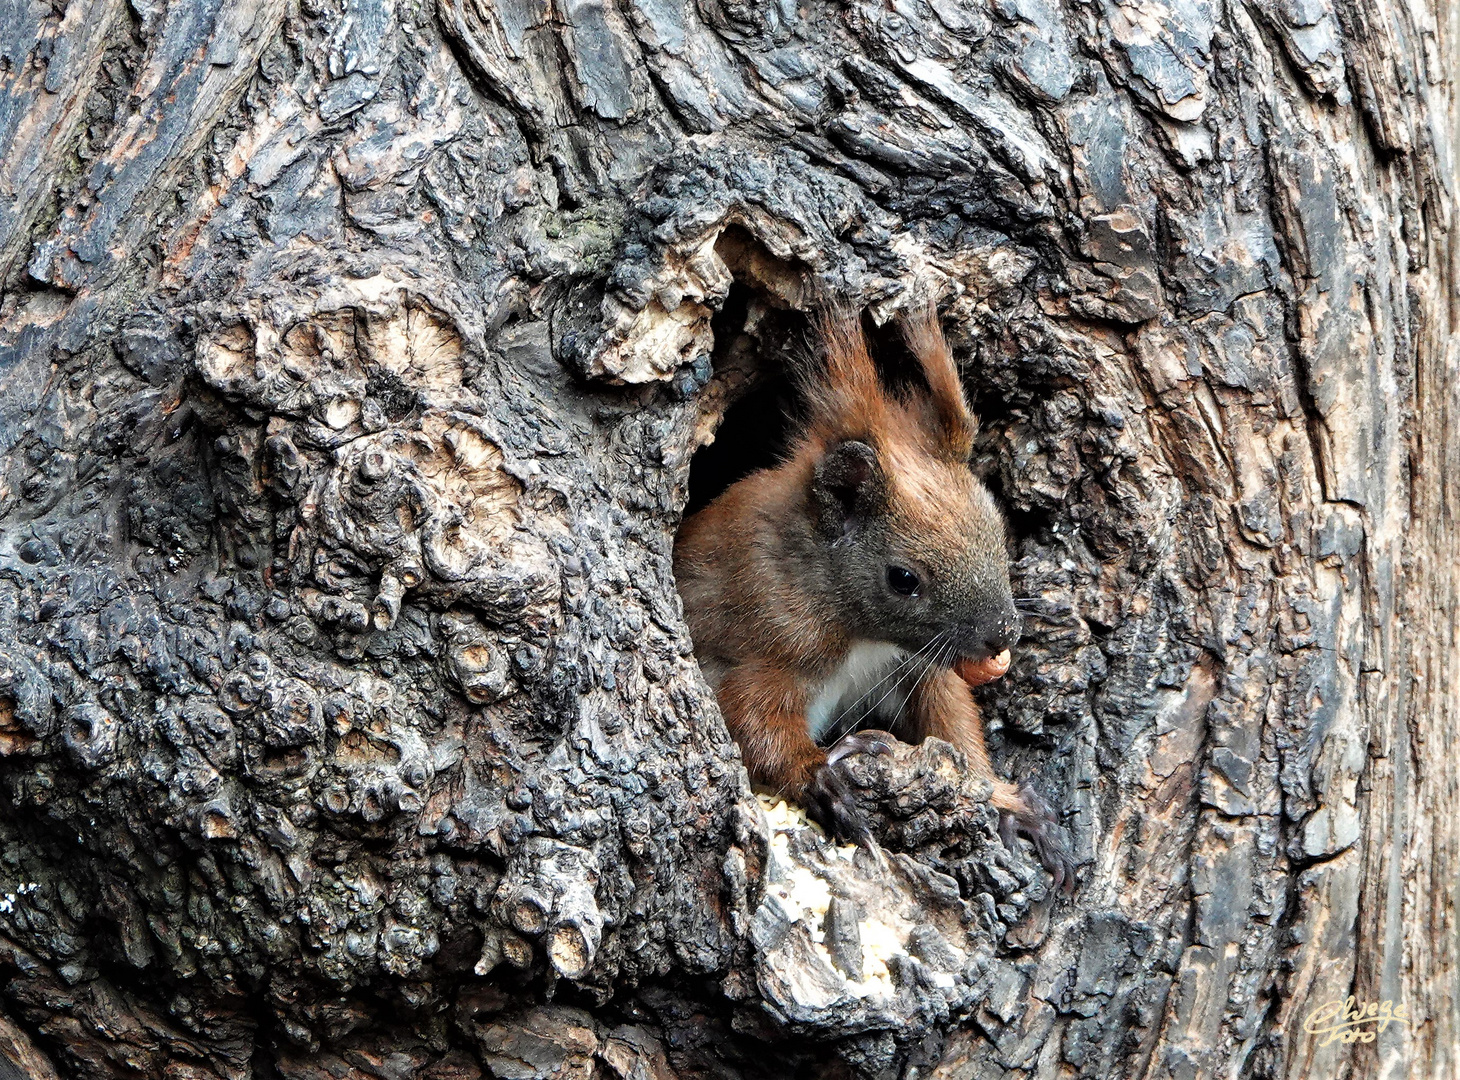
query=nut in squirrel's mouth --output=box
[954,650,1011,687]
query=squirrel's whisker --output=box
[821,631,946,750]
[850,634,950,739]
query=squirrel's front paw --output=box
[805,730,897,842]
[998,782,1075,895]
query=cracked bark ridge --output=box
[742,740,1054,1049]
[832,738,1054,937]
[0,0,1456,1076]
[740,739,1085,1078]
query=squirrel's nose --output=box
[982,610,1022,654]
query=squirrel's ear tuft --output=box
[813,440,886,540]
[808,310,889,435]
[901,302,976,461]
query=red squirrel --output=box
[675,305,1070,888]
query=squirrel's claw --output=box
[826,728,896,765]
[805,762,868,844]
[806,730,897,843]
[998,783,1076,896]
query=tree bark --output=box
[0,0,1455,1077]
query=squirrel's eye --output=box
[887,566,921,596]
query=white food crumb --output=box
[754,795,906,1000]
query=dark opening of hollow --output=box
[682,280,811,518]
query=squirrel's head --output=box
[805,306,1021,665]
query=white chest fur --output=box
[805,641,909,743]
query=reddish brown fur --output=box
[675,463,846,799]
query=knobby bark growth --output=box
[0,0,1454,1077]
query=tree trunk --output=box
[0,0,1455,1076]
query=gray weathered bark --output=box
[0,0,1455,1077]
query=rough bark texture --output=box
[0,0,1455,1077]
